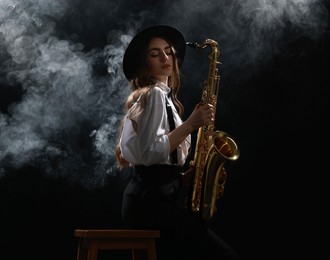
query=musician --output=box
[115,24,239,260]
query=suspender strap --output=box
[165,98,178,164]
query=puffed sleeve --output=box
[120,87,171,166]
[136,87,170,165]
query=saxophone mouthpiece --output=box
[186,42,198,49]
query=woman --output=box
[115,25,239,260]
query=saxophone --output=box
[187,39,240,221]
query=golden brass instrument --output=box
[187,39,240,222]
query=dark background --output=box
[0,1,329,259]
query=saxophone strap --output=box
[165,93,178,164]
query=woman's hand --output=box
[167,102,214,152]
[186,102,214,131]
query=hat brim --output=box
[123,25,186,81]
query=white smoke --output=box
[0,0,132,188]
[168,0,328,84]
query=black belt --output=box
[134,164,183,185]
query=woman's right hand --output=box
[186,102,214,131]
[167,102,214,152]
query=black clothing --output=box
[122,164,240,260]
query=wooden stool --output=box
[74,229,160,260]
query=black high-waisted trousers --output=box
[122,164,240,260]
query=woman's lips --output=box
[161,64,171,69]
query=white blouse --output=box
[119,81,191,166]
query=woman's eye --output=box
[149,50,172,57]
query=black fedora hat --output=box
[122,25,186,81]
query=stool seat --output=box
[74,229,160,260]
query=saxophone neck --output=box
[186,39,218,50]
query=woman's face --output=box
[146,37,174,84]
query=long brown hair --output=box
[115,36,184,169]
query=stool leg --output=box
[88,242,99,260]
[147,239,157,260]
[132,249,148,260]
[76,239,88,260]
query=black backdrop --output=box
[1,1,329,259]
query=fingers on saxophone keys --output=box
[205,104,214,121]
